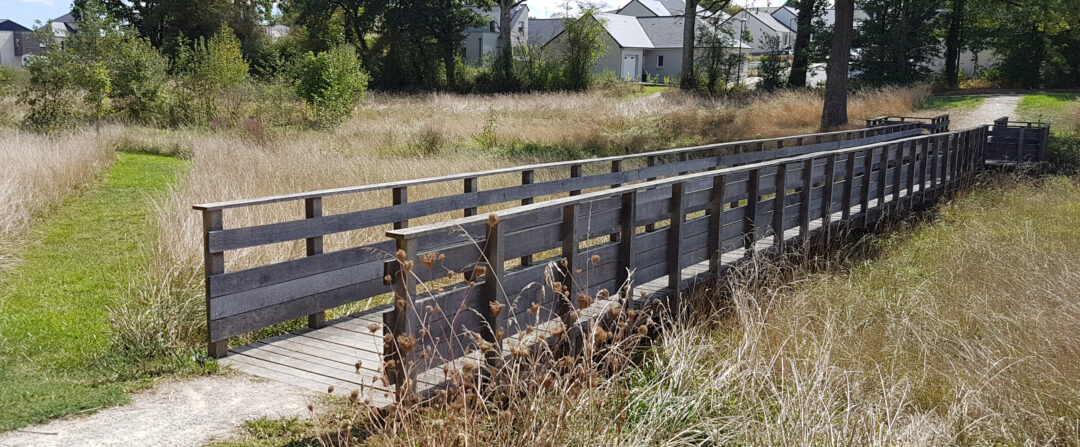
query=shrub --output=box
[295,45,369,127]
[560,6,609,91]
[110,35,170,122]
[20,52,82,133]
[757,36,788,92]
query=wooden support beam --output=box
[842,152,855,222]
[821,155,836,236]
[799,158,814,240]
[861,147,874,229]
[745,169,761,250]
[617,191,637,298]
[558,204,577,328]
[481,215,506,372]
[392,186,408,230]
[384,237,417,396]
[667,182,685,316]
[773,162,787,251]
[708,175,726,272]
[204,209,227,359]
[305,197,326,329]
[463,177,478,217]
[569,164,582,196]
[520,170,535,266]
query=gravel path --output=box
[0,375,315,447]
[950,95,1021,129]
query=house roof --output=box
[0,19,31,32]
[656,0,688,15]
[742,8,791,33]
[635,0,671,16]
[528,18,563,47]
[465,5,527,33]
[597,13,653,48]
[53,13,75,23]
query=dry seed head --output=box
[639,289,646,298]
[420,252,438,269]
[446,270,456,280]
[560,257,568,267]
[496,327,505,340]
[637,324,648,336]
[396,249,407,263]
[354,361,363,373]
[395,299,407,310]
[327,385,335,394]
[489,301,505,317]
[599,288,610,300]
[384,274,392,283]
[627,309,639,320]
[528,302,540,315]
[438,253,445,261]
[473,265,487,277]
[307,404,314,412]
[487,213,500,226]
[609,307,622,319]
[590,254,601,265]
[396,334,417,354]
[577,293,592,309]
[367,323,380,333]
[576,268,582,274]
[349,389,359,403]
[477,340,494,352]
[403,260,414,274]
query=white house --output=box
[462,5,529,63]
[725,8,795,54]
[0,19,38,67]
[542,3,749,82]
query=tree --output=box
[280,0,382,63]
[679,0,731,90]
[494,0,526,81]
[559,6,608,91]
[821,0,854,129]
[853,0,942,86]
[758,35,789,91]
[942,0,965,88]
[295,45,368,127]
[696,16,742,93]
[786,0,824,87]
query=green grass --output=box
[918,95,986,111]
[1017,93,1078,128]
[0,152,204,432]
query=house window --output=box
[489,21,496,32]
[518,22,524,33]
[658,55,664,67]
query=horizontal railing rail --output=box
[382,126,988,393]
[866,114,950,134]
[194,123,927,358]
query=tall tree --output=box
[821,0,853,129]
[495,0,525,81]
[75,0,272,53]
[787,0,822,87]
[853,0,942,86]
[679,0,731,90]
[942,0,965,88]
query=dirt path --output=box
[950,95,1021,129]
[0,375,315,447]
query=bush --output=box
[757,36,788,92]
[20,52,82,133]
[110,35,170,122]
[560,7,609,91]
[295,45,369,127]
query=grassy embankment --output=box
[0,86,929,432]
[0,152,206,431]
[223,94,1080,445]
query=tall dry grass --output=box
[305,174,1080,446]
[0,127,119,268]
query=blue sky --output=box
[1,0,779,28]
[2,0,72,28]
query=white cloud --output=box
[16,0,54,6]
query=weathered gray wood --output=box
[799,158,814,239]
[617,191,637,297]
[464,177,478,217]
[520,170,535,266]
[708,175,726,272]
[305,197,326,329]
[773,163,787,250]
[667,182,685,315]
[393,186,408,230]
[385,236,417,395]
[745,169,760,250]
[481,216,505,371]
[204,209,227,358]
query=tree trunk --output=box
[788,0,817,88]
[679,0,699,90]
[821,0,854,129]
[943,0,964,88]
[444,51,457,90]
[497,2,514,79]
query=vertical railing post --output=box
[918,138,929,206]
[610,160,623,242]
[203,209,227,359]
[907,140,917,206]
[798,159,813,241]
[667,182,685,316]
[645,156,658,232]
[860,147,874,229]
[520,170,535,266]
[1016,125,1026,162]
[463,177,478,217]
[892,142,904,214]
[305,198,326,329]
[617,191,637,298]
[772,162,788,251]
[708,175,726,272]
[930,135,940,195]
[745,169,761,251]
[821,155,837,237]
[842,152,856,222]
[481,215,505,372]
[384,236,418,397]
[392,186,408,230]
[569,163,583,196]
[876,144,890,223]
[558,204,577,327]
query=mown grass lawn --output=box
[0,152,204,432]
[918,95,986,111]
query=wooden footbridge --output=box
[193,115,1048,404]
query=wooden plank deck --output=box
[221,179,930,402]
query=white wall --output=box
[729,12,794,54]
[0,31,17,67]
[463,33,498,62]
[927,48,999,77]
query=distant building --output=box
[0,19,40,67]
[265,24,290,41]
[725,8,796,54]
[462,5,529,63]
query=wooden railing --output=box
[866,114,950,134]
[382,125,988,393]
[194,123,926,357]
[986,117,1051,163]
